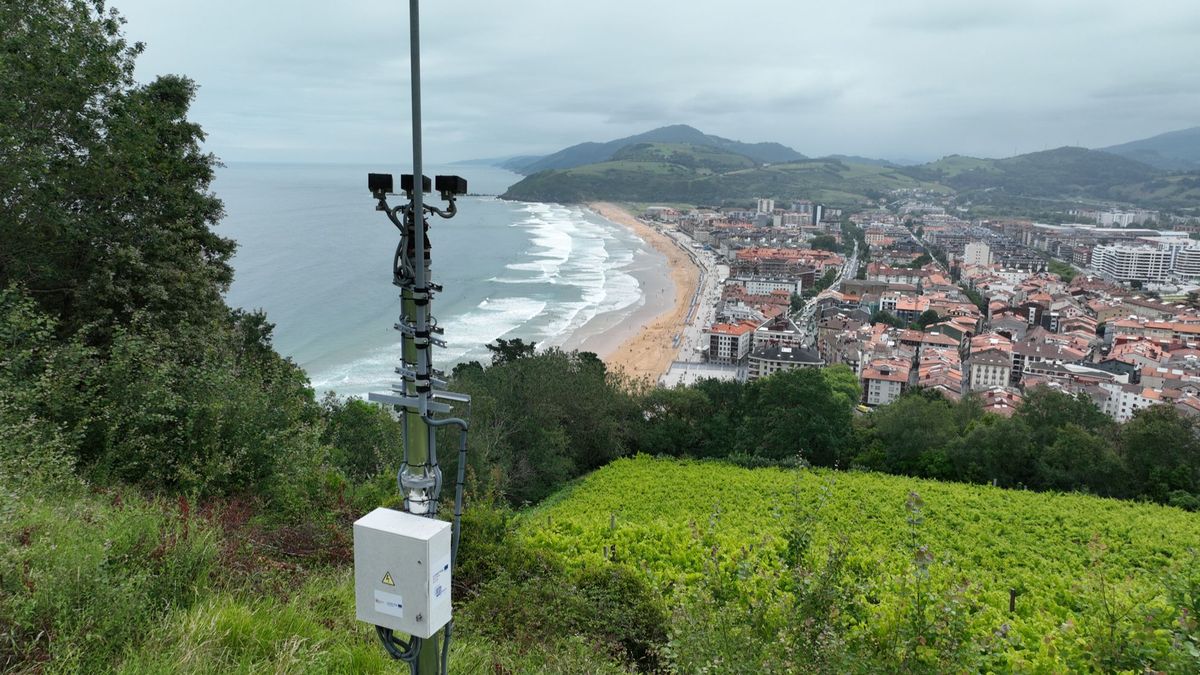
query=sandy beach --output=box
[584,202,702,384]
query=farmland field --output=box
[520,456,1200,671]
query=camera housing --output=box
[401,174,432,195]
[368,173,394,198]
[434,175,467,199]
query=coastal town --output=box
[629,195,1200,424]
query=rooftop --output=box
[750,344,823,365]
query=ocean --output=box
[213,162,661,398]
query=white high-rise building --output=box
[756,198,775,214]
[963,241,992,268]
[1175,248,1200,279]
[1091,244,1172,283]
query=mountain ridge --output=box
[1099,126,1200,171]
[498,124,806,174]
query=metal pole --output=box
[406,1,442,672]
[409,0,428,418]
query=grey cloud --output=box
[114,0,1200,164]
[1092,79,1200,101]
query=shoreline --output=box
[585,202,702,384]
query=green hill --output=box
[503,124,806,174]
[1109,172,1200,210]
[906,147,1161,199]
[521,456,1200,671]
[502,142,1198,211]
[503,133,1200,211]
[1101,126,1200,171]
[918,153,1001,177]
[502,149,945,207]
[609,141,759,172]
[896,146,1200,211]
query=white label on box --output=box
[430,555,451,606]
[374,590,404,618]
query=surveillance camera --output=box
[401,174,432,195]
[368,173,394,197]
[435,175,467,199]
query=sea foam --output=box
[308,200,648,396]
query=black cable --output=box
[376,626,422,673]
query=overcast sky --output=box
[114,0,1200,165]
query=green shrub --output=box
[461,559,667,671]
[320,395,403,483]
[456,501,667,670]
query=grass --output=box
[1048,258,1078,282]
[16,455,1200,671]
[1,487,217,673]
[117,569,631,674]
[566,160,690,176]
[1,481,635,674]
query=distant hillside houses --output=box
[665,197,1200,423]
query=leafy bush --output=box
[321,394,404,482]
[0,287,81,494]
[448,348,643,504]
[462,559,667,671]
[456,500,667,670]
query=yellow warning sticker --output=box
[382,571,395,586]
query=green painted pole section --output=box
[403,288,442,672]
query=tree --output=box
[738,368,853,465]
[1035,423,1121,494]
[803,269,840,299]
[944,415,1033,486]
[638,386,712,457]
[690,377,748,457]
[959,285,987,313]
[916,309,940,329]
[486,338,538,365]
[321,395,403,481]
[810,234,839,252]
[0,2,322,505]
[871,310,904,328]
[821,365,861,409]
[1016,387,1113,453]
[863,391,958,477]
[448,349,641,504]
[1120,406,1200,503]
[1,0,234,336]
[907,254,933,269]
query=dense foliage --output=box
[855,388,1200,509]
[1,0,234,336]
[524,456,1200,672]
[632,372,1200,510]
[1,0,326,513]
[446,347,643,504]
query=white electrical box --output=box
[353,507,452,639]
